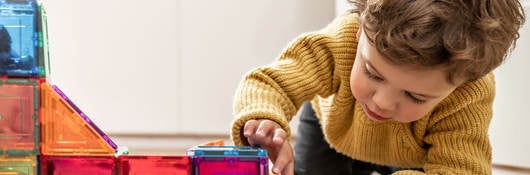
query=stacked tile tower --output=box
[0,0,268,174]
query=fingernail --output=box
[272,167,280,174]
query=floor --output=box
[492,165,530,175]
[368,168,530,175]
[111,134,530,175]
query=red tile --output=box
[118,155,191,175]
[40,156,115,175]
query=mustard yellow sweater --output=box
[231,13,494,175]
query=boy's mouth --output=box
[363,104,390,121]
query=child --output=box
[231,0,525,174]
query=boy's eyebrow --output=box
[409,91,439,99]
[364,59,385,79]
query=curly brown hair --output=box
[349,0,526,84]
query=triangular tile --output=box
[40,82,115,156]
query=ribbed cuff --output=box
[230,106,292,146]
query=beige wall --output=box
[45,0,334,135]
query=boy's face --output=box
[350,30,458,123]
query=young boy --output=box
[231,0,525,174]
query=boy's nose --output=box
[372,90,396,112]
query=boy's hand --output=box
[243,119,294,175]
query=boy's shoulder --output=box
[448,72,495,107]
[454,73,495,101]
[426,73,495,125]
[335,12,360,28]
[318,12,360,36]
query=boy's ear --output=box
[356,26,362,41]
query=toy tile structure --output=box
[187,146,269,175]
[0,0,268,175]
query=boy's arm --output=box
[394,74,495,175]
[231,13,360,146]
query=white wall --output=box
[45,0,180,134]
[335,0,352,16]
[178,1,334,135]
[44,0,334,135]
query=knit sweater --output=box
[231,13,494,175]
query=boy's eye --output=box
[405,91,427,104]
[363,66,384,81]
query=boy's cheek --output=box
[349,71,367,101]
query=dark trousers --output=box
[294,103,419,175]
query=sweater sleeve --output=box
[393,74,495,175]
[230,13,360,146]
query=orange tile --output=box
[40,83,114,156]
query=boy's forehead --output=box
[358,32,456,95]
[359,31,448,75]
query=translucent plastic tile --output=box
[187,146,268,175]
[187,146,268,157]
[192,157,268,175]
[0,78,40,155]
[51,85,117,150]
[118,155,191,175]
[40,83,115,155]
[0,0,49,77]
[40,155,115,175]
[0,155,37,175]
[200,139,225,146]
[36,3,50,77]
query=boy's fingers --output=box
[245,119,284,147]
[272,142,294,175]
[256,120,277,137]
[282,161,295,175]
[243,120,259,137]
[272,128,286,146]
